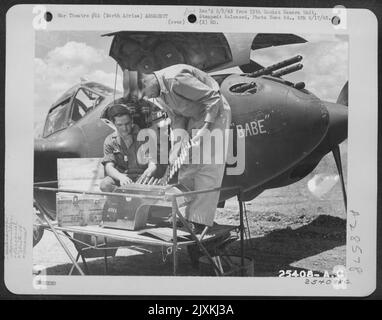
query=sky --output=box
[34,31,348,135]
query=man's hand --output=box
[169,148,180,166]
[119,174,133,186]
[169,142,182,165]
[191,122,212,146]
[105,163,132,187]
[137,163,157,184]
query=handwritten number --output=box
[352,245,362,254]
[352,257,361,264]
[350,236,360,242]
[349,267,363,274]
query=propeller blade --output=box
[332,145,347,211]
[336,82,348,106]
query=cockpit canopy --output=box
[105,31,233,73]
[43,82,115,137]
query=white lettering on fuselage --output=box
[236,119,267,138]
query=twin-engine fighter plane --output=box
[33,32,348,246]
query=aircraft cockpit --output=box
[42,83,114,137]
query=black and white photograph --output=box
[4,5,378,296]
[32,30,349,277]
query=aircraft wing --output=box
[103,32,306,74]
[250,33,306,50]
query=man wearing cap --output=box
[100,104,157,192]
[137,64,231,233]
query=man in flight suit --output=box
[100,104,157,192]
[137,64,231,233]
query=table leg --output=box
[69,253,80,275]
[172,199,178,276]
[238,196,245,276]
[80,254,89,275]
[103,238,109,275]
[104,252,109,275]
[174,206,223,276]
[34,200,85,276]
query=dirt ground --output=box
[33,151,347,277]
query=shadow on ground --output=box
[45,215,346,276]
[227,214,346,276]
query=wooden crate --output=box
[58,158,105,192]
[57,158,106,227]
[57,193,105,227]
[56,158,175,230]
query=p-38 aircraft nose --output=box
[322,101,348,148]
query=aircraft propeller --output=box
[313,82,348,211]
[332,82,348,211]
[332,145,347,211]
